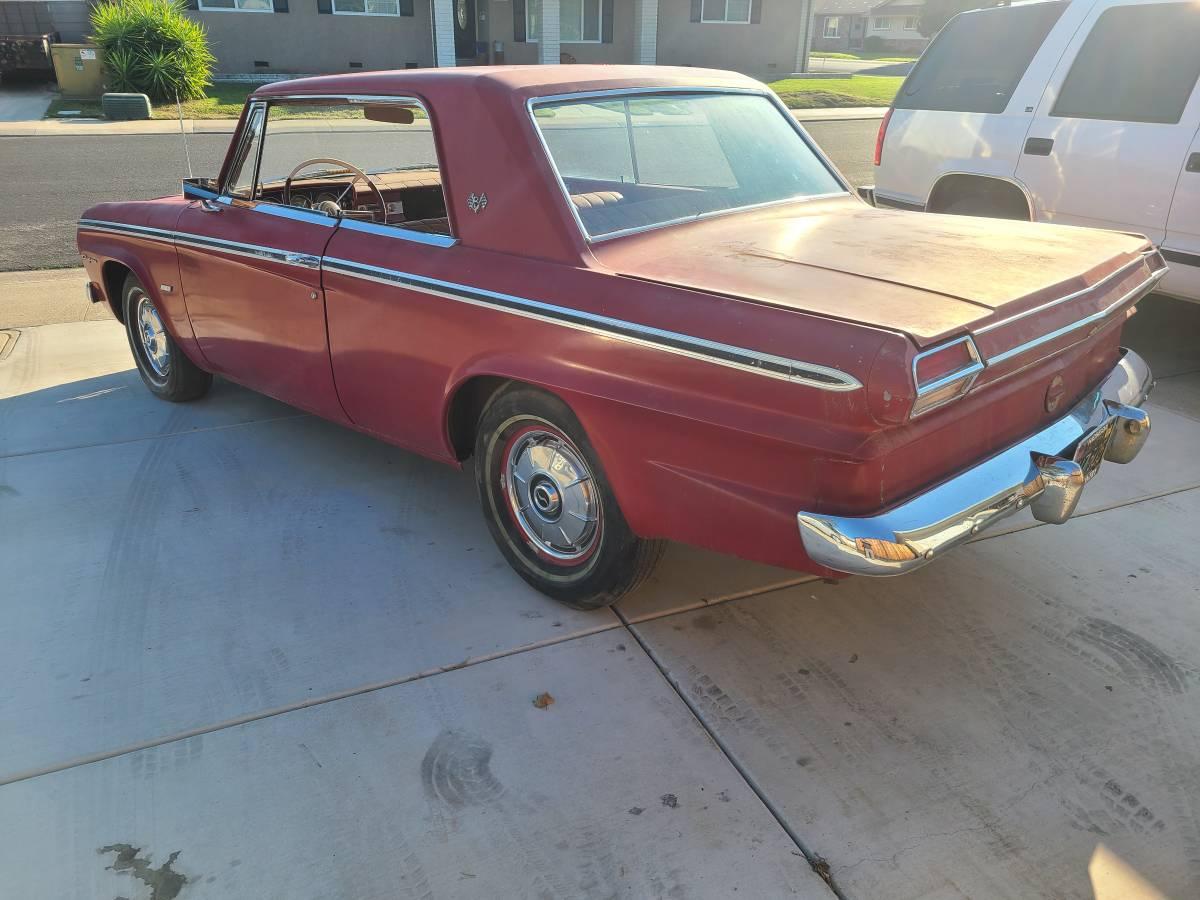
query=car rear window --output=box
[893,1,1067,114]
[1051,3,1200,125]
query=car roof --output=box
[252,64,766,103]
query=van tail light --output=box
[874,108,894,167]
[911,335,984,417]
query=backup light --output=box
[911,335,984,418]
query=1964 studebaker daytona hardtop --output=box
[78,66,1163,608]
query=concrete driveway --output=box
[1,279,1198,899]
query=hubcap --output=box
[504,429,600,561]
[136,293,170,378]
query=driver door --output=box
[176,100,346,420]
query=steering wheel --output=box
[283,157,388,223]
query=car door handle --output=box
[283,253,321,269]
[1024,137,1054,156]
[1187,152,1200,173]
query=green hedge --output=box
[90,0,214,103]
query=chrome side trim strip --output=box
[976,250,1158,335]
[78,219,176,244]
[339,217,458,248]
[986,269,1166,367]
[323,256,862,391]
[80,219,323,271]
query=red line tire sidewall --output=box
[474,387,650,609]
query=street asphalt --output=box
[0,119,880,271]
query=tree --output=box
[918,0,991,38]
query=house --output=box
[811,0,927,53]
[178,0,817,78]
[0,0,823,81]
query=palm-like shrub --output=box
[90,0,214,102]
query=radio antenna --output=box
[176,92,194,180]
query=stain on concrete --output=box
[1072,618,1190,694]
[98,844,188,900]
[0,484,19,498]
[692,614,718,632]
[421,728,504,808]
[660,793,678,809]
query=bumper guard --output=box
[796,349,1153,576]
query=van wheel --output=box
[474,386,664,609]
[122,274,211,402]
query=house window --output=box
[702,0,751,24]
[560,0,602,41]
[903,15,918,30]
[333,0,401,13]
[823,15,839,38]
[872,16,890,29]
[196,0,273,10]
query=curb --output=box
[791,107,889,123]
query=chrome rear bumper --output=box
[796,349,1153,576]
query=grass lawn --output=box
[770,75,902,108]
[809,51,917,62]
[45,81,256,120]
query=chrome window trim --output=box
[526,87,852,244]
[975,250,1158,335]
[339,217,458,247]
[183,181,220,200]
[986,268,1166,367]
[221,101,266,198]
[323,255,862,391]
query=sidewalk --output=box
[0,105,887,137]
[0,268,108,330]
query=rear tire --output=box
[474,386,664,609]
[122,273,211,402]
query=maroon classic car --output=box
[77,66,1162,608]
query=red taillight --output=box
[911,336,983,417]
[873,107,893,167]
[914,339,974,386]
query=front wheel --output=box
[474,386,664,609]
[122,273,211,402]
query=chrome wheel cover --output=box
[504,429,600,562]
[135,293,170,379]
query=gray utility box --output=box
[101,92,151,120]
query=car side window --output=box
[224,105,265,199]
[248,99,452,237]
[1051,3,1200,125]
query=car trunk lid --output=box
[591,199,1161,357]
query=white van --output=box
[872,0,1200,303]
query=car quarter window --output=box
[225,105,265,199]
[229,98,452,237]
[532,92,844,240]
[1050,3,1200,125]
[893,1,1067,114]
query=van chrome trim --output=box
[986,268,1166,367]
[322,256,862,391]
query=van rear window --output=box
[893,2,1067,114]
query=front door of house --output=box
[454,0,477,60]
